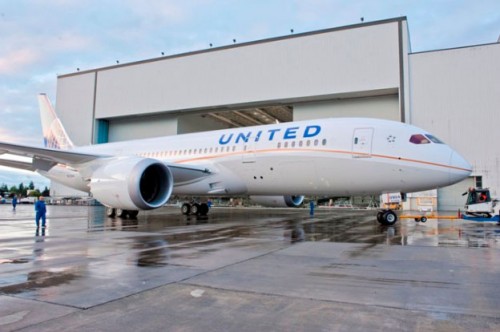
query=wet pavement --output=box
[1,204,500,331]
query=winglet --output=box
[38,94,74,150]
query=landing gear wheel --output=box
[191,203,200,215]
[116,208,128,218]
[382,210,397,226]
[377,211,384,223]
[128,210,139,218]
[414,218,420,222]
[181,203,191,215]
[106,207,116,218]
[420,216,427,223]
[199,203,209,216]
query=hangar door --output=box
[437,177,474,212]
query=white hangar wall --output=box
[56,17,409,145]
[56,72,96,145]
[410,43,500,208]
[94,20,403,118]
[294,94,399,122]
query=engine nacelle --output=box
[90,157,173,210]
[249,195,305,208]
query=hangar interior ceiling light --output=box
[206,105,292,128]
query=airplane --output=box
[0,94,472,225]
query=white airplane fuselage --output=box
[41,117,471,198]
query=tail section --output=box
[38,93,74,150]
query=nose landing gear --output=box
[377,209,398,225]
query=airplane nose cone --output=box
[449,151,472,184]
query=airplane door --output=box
[352,128,373,158]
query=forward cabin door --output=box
[352,128,373,158]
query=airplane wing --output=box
[0,141,212,182]
[0,141,105,171]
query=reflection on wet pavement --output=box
[1,204,499,301]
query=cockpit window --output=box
[409,134,430,144]
[425,134,444,144]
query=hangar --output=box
[53,17,500,211]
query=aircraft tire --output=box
[420,217,427,223]
[181,203,191,215]
[383,210,397,225]
[128,210,139,218]
[191,203,200,215]
[106,207,116,218]
[199,203,209,216]
[376,211,384,224]
[116,208,128,218]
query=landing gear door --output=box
[352,128,373,158]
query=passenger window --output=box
[322,139,327,146]
[277,142,281,149]
[410,134,431,144]
[291,141,296,148]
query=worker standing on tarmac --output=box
[309,200,315,216]
[34,196,47,228]
[12,194,17,211]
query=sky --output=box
[0,0,499,188]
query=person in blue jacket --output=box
[12,195,17,211]
[34,196,47,228]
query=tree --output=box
[28,181,35,190]
[9,185,18,195]
[18,183,27,197]
[0,183,8,196]
[42,186,50,197]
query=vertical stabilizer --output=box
[38,94,74,150]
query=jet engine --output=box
[249,195,305,208]
[90,157,173,210]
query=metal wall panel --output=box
[108,115,178,142]
[93,21,402,118]
[294,94,399,121]
[410,43,500,196]
[438,178,474,212]
[56,72,96,145]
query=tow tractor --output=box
[398,187,500,223]
[462,187,500,221]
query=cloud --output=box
[0,48,40,75]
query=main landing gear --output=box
[106,207,139,219]
[181,202,210,216]
[376,209,398,226]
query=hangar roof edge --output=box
[58,16,407,79]
[410,41,500,56]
